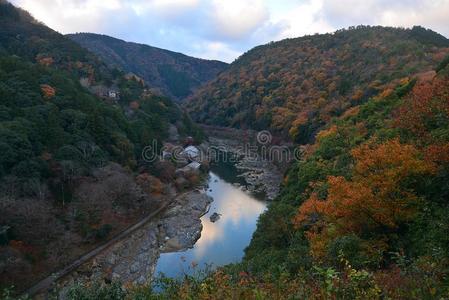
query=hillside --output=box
[0,0,114,82]
[240,59,449,298]
[186,26,449,143]
[71,56,449,300]
[67,33,228,100]
[0,1,202,291]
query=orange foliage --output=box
[188,27,447,140]
[351,89,364,101]
[351,139,436,185]
[341,106,360,119]
[395,78,449,143]
[37,56,54,66]
[415,71,436,83]
[136,173,164,195]
[399,77,410,86]
[316,125,338,141]
[40,84,56,99]
[289,112,309,139]
[378,87,394,99]
[271,107,295,130]
[299,144,317,160]
[432,49,449,62]
[294,139,436,258]
[425,143,449,164]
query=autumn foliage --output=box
[136,173,164,195]
[187,26,449,143]
[395,77,449,145]
[36,55,54,67]
[295,139,436,259]
[40,84,56,99]
[290,68,449,265]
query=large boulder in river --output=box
[210,213,221,223]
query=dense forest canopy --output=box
[0,0,202,190]
[240,60,449,298]
[186,25,449,144]
[0,0,202,291]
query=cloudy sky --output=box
[10,0,449,62]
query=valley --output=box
[1,1,449,299]
[25,134,280,298]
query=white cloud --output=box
[8,0,449,62]
[191,41,242,62]
[377,1,449,36]
[151,0,199,8]
[130,0,200,17]
[273,0,334,39]
[12,0,123,33]
[210,0,270,40]
[320,0,449,36]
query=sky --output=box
[9,0,449,63]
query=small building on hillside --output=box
[91,85,120,101]
[108,90,119,99]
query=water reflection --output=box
[154,171,267,278]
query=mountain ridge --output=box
[185,25,449,143]
[67,32,228,100]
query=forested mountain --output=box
[0,0,202,290]
[240,58,449,299]
[68,33,228,100]
[90,54,449,300]
[4,0,449,297]
[186,26,449,143]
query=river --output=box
[154,161,267,278]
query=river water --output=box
[154,162,267,278]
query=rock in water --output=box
[210,212,221,223]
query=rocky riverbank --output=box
[206,135,284,200]
[40,189,212,298]
[158,190,212,253]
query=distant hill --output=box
[0,0,116,82]
[67,33,228,100]
[186,25,449,143]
